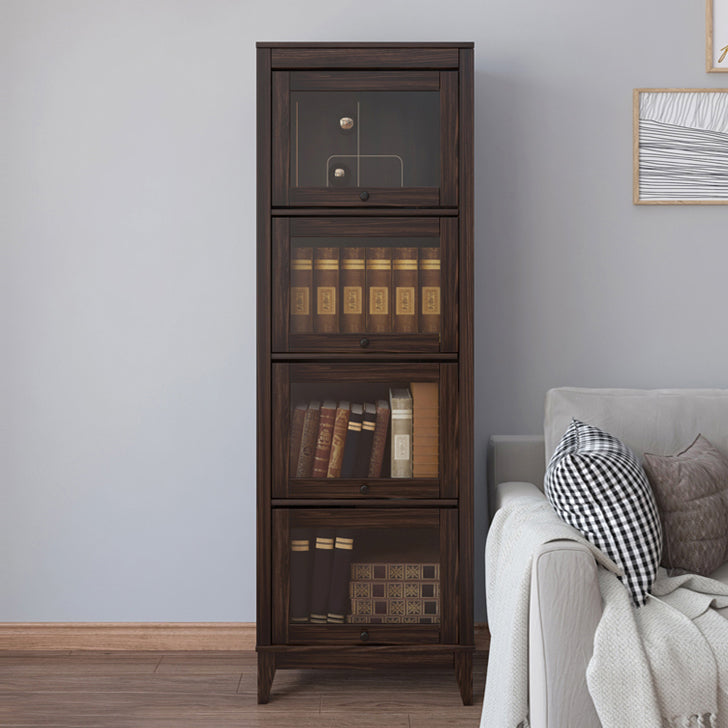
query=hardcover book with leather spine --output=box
[419,247,441,334]
[289,402,307,475]
[340,247,365,333]
[326,402,351,478]
[311,400,337,478]
[289,528,314,623]
[392,247,418,334]
[290,246,313,333]
[295,401,321,478]
[314,247,339,333]
[367,399,390,478]
[309,529,336,624]
[366,247,392,333]
[327,530,355,624]
[353,403,377,478]
[339,403,363,478]
[389,387,413,478]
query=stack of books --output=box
[348,562,441,624]
[289,246,441,336]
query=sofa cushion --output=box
[643,435,728,577]
[545,419,662,606]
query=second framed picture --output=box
[707,0,728,72]
[633,89,728,205]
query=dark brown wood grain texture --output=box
[257,650,276,703]
[274,208,456,216]
[290,71,439,91]
[271,48,459,69]
[271,510,290,645]
[288,625,440,645]
[271,72,290,206]
[271,364,290,498]
[284,480,440,500]
[440,216,459,352]
[440,71,459,207]
[454,650,474,705]
[289,217,439,237]
[271,217,290,352]
[286,333,441,354]
[440,509,459,644]
[287,361,439,382]
[285,508,440,529]
[287,187,440,208]
[440,363,459,498]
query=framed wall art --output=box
[707,0,728,72]
[633,89,728,205]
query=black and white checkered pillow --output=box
[544,419,662,607]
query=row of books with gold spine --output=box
[290,246,441,335]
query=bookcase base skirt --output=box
[256,645,474,705]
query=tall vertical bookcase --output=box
[256,42,474,704]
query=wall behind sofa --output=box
[2,0,725,622]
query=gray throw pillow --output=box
[643,434,728,577]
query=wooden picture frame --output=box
[707,0,728,72]
[633,88,728,205]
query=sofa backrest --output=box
[544,387,728,464]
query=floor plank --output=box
[0,650,485,727]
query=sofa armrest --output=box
[529,541,602,728]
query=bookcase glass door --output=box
[273,217,457,354]
[272,508,457,645]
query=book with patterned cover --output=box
[326,402,351,478]
[289,528,313,623]
[340,403,363,478]
[340,247,365,333]
[295,401,320,478]
[419,247,440,334]
[311,400,337,478]
[366,247,392,333]
[393,247,418,334]
[327,530,355,623]
[290,246,313,334]
[314,247,339,333]
[367,399,390,478]
[309,529,336,624]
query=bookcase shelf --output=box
[257,41,474,706]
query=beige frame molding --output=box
[707,0,728,72]
[0,622,491,653]
[633,88,728,205]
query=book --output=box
[314,247,340,333]
[327,530,355,623]
[339,403,364,478]
[311,400,337,478]
[410,382,439,478]
[289,402,308,475]
[289,528,314,623]
[366,247,392,333]
[389,387,413,478]
[326,402,351,478]
[353,403,377,478]
[290,246,313,334]
[309,529,336,624]
[367,399,390,478]
[419,247,441,334]
[392,247,418,334]
[340,247,366,333]
[295,401,321,478]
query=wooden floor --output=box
[0,650,487,727]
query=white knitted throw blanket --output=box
[481,489,728,728]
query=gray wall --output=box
[3,0,726,622]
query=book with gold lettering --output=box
[393,247,418,334]
[340,403,363,478]
[312,400,337,478]
[326,401,351,478]
[295,401,321,478]
[290,246,313,334]
[340,247,365,333]
[366,247,392,333]
[314,247,339,333]
[367,399,390,478]
[419,247,441,335]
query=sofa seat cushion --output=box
[545,419,662,606]
[643,435,728,577]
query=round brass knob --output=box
[339,117,354,130]
[334,167,346,178]
[360,484,369,495]
[360,630,369,642]
[359,191,369,201]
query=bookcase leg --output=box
[454,651,473,706]
[257,652,276,704]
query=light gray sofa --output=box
[489,387,728,728]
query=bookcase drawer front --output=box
[273,217,457,354]
[272,71,457,207]
[272,363,457,499]
[272,508,458,645]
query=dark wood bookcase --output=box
[256,42,474,705]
